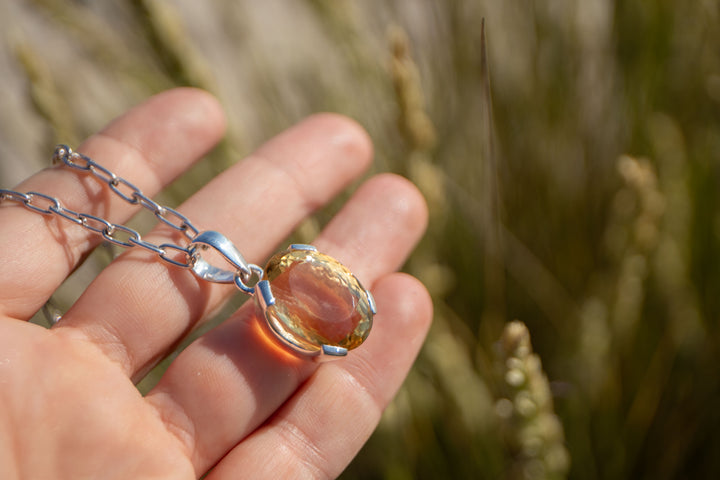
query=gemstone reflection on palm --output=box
[255,245,375,358]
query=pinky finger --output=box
[207,273,433,480]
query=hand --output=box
[0,88,432,479]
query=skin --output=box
[0,88,432,479]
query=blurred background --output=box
[1,1,720,479]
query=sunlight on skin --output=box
[0,89,431,479]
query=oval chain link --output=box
[0,145,257,282]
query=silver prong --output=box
[289,243,317,251]
[256,280,275,308]
[366,289,377,315]
[321,344,348,357]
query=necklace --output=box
[0,145,375,359]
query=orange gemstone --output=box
[258,248,373,354]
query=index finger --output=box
[0,88,226,321]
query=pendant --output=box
[189,233,375,359]
[255,245,375,359]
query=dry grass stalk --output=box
[389,25,436,154]
[495,321,570,480]
[14,42,78,148]
[609,155,664,343]
[131,0,216,91]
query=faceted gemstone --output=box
[258,248,373,353]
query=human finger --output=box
[207,274,432,479]
[0,88,225,321]
[143,175,429,476]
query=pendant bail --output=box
[189,231,251,285]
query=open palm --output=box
[0,89,431,479]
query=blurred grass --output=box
[2,0,720,478]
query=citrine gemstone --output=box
[258,248,373,353]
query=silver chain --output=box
[0,145,262,293]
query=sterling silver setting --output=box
[254,244,376,360]
[255,244,349,359]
